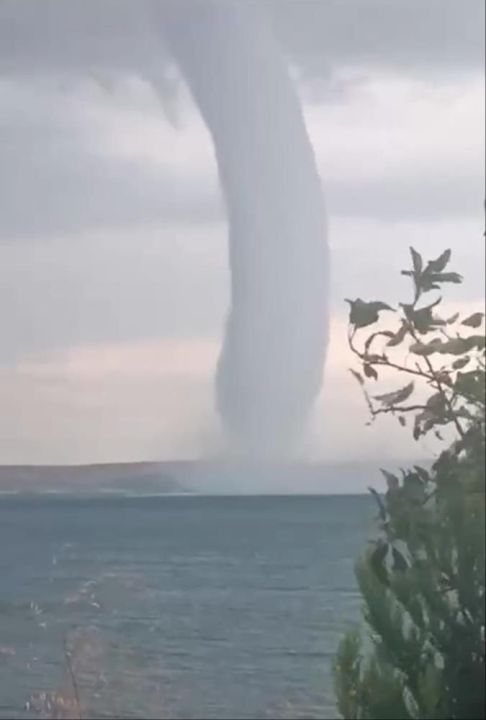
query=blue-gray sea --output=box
[0,495,373,719]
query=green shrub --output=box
[334,248,485,719]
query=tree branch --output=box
[408,326,466,439]
[348,329,435,382]
[370,404,429,417]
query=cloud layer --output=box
[0,0,484,469]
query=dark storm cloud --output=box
[0,1,158,74]
[265,0,484,78]
[0,0,483,241]
[0,0,483,79]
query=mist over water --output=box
[160,2,329,460]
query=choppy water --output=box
[0,494,373,719]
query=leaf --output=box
[413,309,437,335]
[455,370,486,403]
[401,298,444,334]
[363,363,378,380]
[404,473,428,505]
[425,392,447,413]
[410,297,442,334]
[375,381,414,407]
[413,465,430,483]
[466,334,486,351]
[369,486,387,521]
[349,369,364,386]
[398,416,406,427]
[413,420,422,440]
[391,547,408,572]
[411,336,484,356]
[437,338,472,355]
[364,331,394,354]
[430,272,463,284]
[369,541,389,586]
[452,356,470,370]
[436,370,453,386]
[440,336,485,354]
[446,312,460,324]
[425,249,451,274]
[419,276,441,293]
[413,394,450,438]
[409,339,442,356]
[346,298,394,330]
[456,406,475,420]
[386,323,409,347]
[380,469,399,491]
[410,246,423,276]
[462,312,484,328]
[401,303,415,323]
[415,250,456,293]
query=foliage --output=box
[334,248,485,719]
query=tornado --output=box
[159,1,329,459]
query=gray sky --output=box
[0,0,484,470]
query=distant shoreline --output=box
[0,459,427,495]
[0,493,371,502]
[0,461,187,495]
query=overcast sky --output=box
[0,0,484,473]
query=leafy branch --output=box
[335,244,485,720]
[346,247,485,442]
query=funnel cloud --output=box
[160,2,329,458]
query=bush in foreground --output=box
[334,248,485,719]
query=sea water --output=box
[0,494,373,719]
